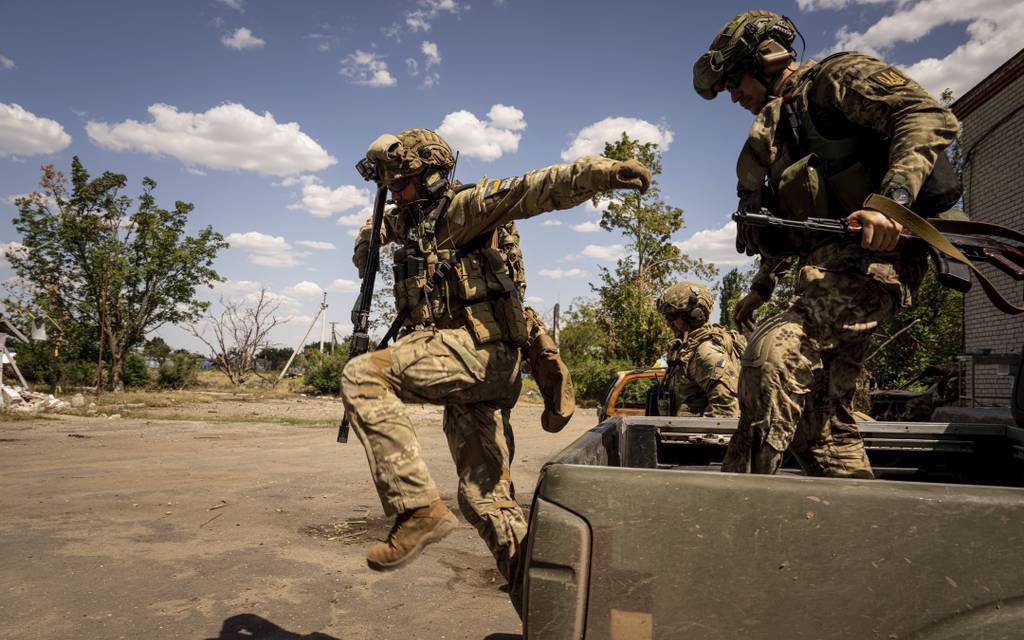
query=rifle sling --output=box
[864,193,1024,315]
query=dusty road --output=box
[0,396,600,640]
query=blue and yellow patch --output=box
[483,177,516,199]
[716,358,726,369]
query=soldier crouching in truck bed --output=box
[340,127,650,613]
[657,281,745,418]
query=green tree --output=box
[866,266,963,389]
[143,336,172,366]
[590,134,717,366]
[7,158,227,391]
[718,267,753,329]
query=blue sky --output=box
[2,0,1020,351]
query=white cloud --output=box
[406,58,420,76]
[673,221,753,268]
[571,220,602,233]
[486,104,527,131]
[0,102,72,157]
[86,103,336,176]
[421,72,440,89]
[798,0,904,9]
[305,32,339,53]
[1,241,26,269]
[295,240,336,250]
[338,205,373,227]
[0,54,15,70]
[541,220,562,227]
[249,252,303,268]
[226,231,309,268]
[574,243,626,261]
[222,27,265,50]
[282,280,323,297]
[286,175,371,218]
[244,290,300,309]
[538,268,586,279]
[437,104,526,161]
[526,295,544,304]
[382,23,403,42]
[341,50,397,87]
[328,278,359,293]
[216,0,245,11]
[227,231,290,253]
[421,41,441,67]
[210,279,262,295]
[561,117,674,161]
[583,196,616,213]
[406,0,463,32]
[820,0,1023,97]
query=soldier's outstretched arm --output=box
[443,156,650,247]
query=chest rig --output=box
[390,189,529,347]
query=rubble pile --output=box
[1,385,69,413]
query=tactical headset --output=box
[695,11,804,99]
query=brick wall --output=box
[959,71,1024,405]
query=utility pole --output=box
[552,303,560,347]
[319,292,328,353]
[329,321,338,354]
[278,294,329,380]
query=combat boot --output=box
[367,500,457,571]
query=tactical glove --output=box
[612,159,651,194]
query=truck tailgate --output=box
[527,464,1024,639]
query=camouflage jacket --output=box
[662,324,745,418]
[737,53,958,302]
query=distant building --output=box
[951,48,1024,406]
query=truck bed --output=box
[522,417,1024,639]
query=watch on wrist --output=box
[886,186,912,207]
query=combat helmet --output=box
[693,10,799,100]
[658,281,715,329]
[361,128,455,195]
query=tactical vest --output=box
[390,192,529,347]
[770,54,877,221]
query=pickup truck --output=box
[522,369,1024,638]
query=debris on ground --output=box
[1,385,70,413]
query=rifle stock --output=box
[337,184,387,443]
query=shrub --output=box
[123,352,151,389]
[303,351,347,396]
[157,351,199,389]
[567,356,633,406]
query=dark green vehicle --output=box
[521,368,1024,639]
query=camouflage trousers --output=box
[340,327,528,580]
[723,265,902,478]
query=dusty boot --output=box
[366,500,457,571]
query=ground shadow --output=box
[206,614,340,640]
[482,634,522,640]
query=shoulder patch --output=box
[483,177,517,199]
[869,67,908,90]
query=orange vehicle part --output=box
[597,368,665,423]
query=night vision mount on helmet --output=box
[693,10,803,100]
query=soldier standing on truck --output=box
[692,11,961,477]
[656,281,745,417]
[341,128,650,610]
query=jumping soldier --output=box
[657,281,745,417]
[693,11,961,477]
[341,128,649,611]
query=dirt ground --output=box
[0,394,600,640]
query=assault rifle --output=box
[337,182,387,444]
[732,210,1024,301]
